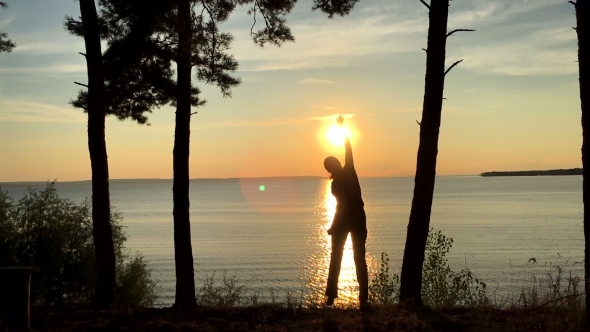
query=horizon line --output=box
[0,174,483,184]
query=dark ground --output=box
[26,304,585,332]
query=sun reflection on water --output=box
[305,180,359,307]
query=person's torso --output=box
[331,166,365,210]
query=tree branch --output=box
[446,29,475,38]
[250,3,257,36]
[74,82,88,88]
[417,0,430,9]
[190,112,198,116]
[200,0,217,71]
[78,52,86,57]
[568,1,576,5]
[416,120,421,126]
[444,59,463,76]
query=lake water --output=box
[0,176,584,306]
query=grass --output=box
[26,229,587,331]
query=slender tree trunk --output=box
[173,0,197,307]
[79,0,116,307]
[399,0,449,306]
[574,0,590,326]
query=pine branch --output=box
[78,52,86,57]
[74,82,89,88]
[418,0,430,9]
[568,1,576,5]
[446,29,475,38]
[444,59,463,76]
[200,0,217,71]
[250,3,257,36]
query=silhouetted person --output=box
[323,115,368,310]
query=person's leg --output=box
[351,227,368,309]
[325,231,348,304]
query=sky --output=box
[0,0,583,181]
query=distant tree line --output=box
[480,168,583,177]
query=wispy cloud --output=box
[450,0,564,26]
[208,118,308,128]
[297,78,335,84]
[0,14,16,28]
[0,97,85,123]
[389,107,421,114]
[230,9,428,71]
[12,41,85,55]
[452,25,577,76]
[205,113,354,128]
[308,114,354,122]
[230,0,573,76]
[0,64,87,74]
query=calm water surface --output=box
[1,176,583,306]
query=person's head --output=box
[323,156,342,178]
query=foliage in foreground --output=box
[0,183,158,306]
[369,228,488,307]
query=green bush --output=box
[369,228,488,307]
[421,229,488,307]
[197,271,247,307]
[0,182,158,307]
[368,252,399,305]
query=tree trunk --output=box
[79,0,116,307]
[399,0,449,306]
[173,0,197,307]
[574,0,590,326]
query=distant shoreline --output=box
[480,168,582,177]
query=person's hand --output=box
[336,115,344,127]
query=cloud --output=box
[452,25,578,76]
[308,114,354,122]
[229,0,573,76]
[309,104,336,110]
[0,64,87,74]
[207,118,307,128]
[0,14,15,28]
[230,7,428,71]
[0,97,86,123]
[450,0,564,26]
[204,113,354,128]
[12,41,85,55]
[389,107,421,114]
[297,78,335,84]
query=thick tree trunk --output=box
[79,0,116,307]
[574,0,590,326]
[173,0,197,307]
[399,0,449,306]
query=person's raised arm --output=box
[337,115,354,168]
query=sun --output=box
[326,125,351,146]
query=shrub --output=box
[197,271,246,306]
[421,229,488,307]
[0,182,158,307]
[368,252,399,305]
[369,228,488,307]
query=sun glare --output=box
[326,125,351,147]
